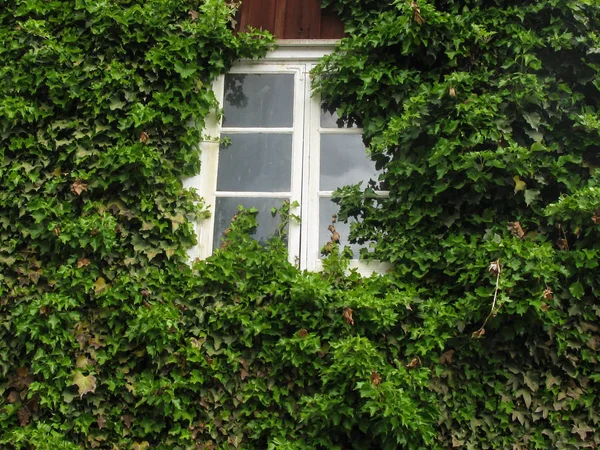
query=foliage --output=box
[315,0,600,447]
[2,0,600,448]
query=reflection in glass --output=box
[320,134,380,191]
[213,197,288,249]
[318,198,367,259]
[217,134,292,192]
[223,74,294,127]
[320,103,360,129]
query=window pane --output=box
[320,104,360,129]
[213,197,288,250]
[320,134,380,191]
[217,134,292,192]
[318,198,366,259]
[223,74,294,127]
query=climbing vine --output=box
[2,0,600,448]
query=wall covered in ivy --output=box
[1,0,600,449]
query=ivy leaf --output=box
[174,61,197,78]
[569,282,584,299]
[523,111,541,130]
[72,371,97,398]
[132,442,150,450]
[524,189,540,206]
[513,175,526,192]
[94,277,107,294]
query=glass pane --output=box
[320,103,360,129]
[217,134,292,192]
[213,197,288,250]
[320,134,380,191]
[318,198,366,259]
[223,74,294,127]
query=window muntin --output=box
[188,48,387,274]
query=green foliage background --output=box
[1,0,600,448]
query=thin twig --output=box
[472,260,501,338]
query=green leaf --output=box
[513,176,526,192]
[72,372,97,398]
[174,62,197,78]
[524,189,540,206]
[569,282,585,299]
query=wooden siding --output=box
[236,0,345,39]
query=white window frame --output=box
[185,41,389,275]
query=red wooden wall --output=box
[236,0,345,39]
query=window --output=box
[186,42,388,274]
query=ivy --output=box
[2,0,600,448]
[315,0,600,447]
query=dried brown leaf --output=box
[298,329,308,338]
[543,288,553,300]
[411,1,424,24]
[188,10,199,22]
[557,238,569,250]
[121,414,134,428]
[406,357,421,370]
[70,180,88,196]
[508,221,525,239]
[77,257,90,268]
[449,87,456,97]
[342,307,354,325]
[439,349,455,365]
[471,328,486,339]
[7,391,20,404]
[489,260,501,276]
[17,408,30,427]
[139,131,149,144]
[370,370,382,386]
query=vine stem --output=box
[472,260,501,338]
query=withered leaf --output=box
[75,355,91,369]
[557,238,569,250]
[7,390,20,404]
[240,368,249,380]
[73,372,97,398]
[370,370,382,386]
[298,329,308,338]
[342,307,354,325]
[17,408,30,427]
[70,180,88,196]
[449,87,456,97]
[139,131,149,144]
[472,328,486,339]
[488,260,501,276]
[439,349,455,365]
[97,415,106,429]
[543,288,553,300]
[121,414,134,428]
[592,212,600,224]
[14,367,34,389]
[405,357,421,370]
[188,10,199,22]
[508,222,525,239]
[410,1,424,24]
[132,442,149,450]
[77,257,90,268]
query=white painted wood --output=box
[188,44,389,274]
